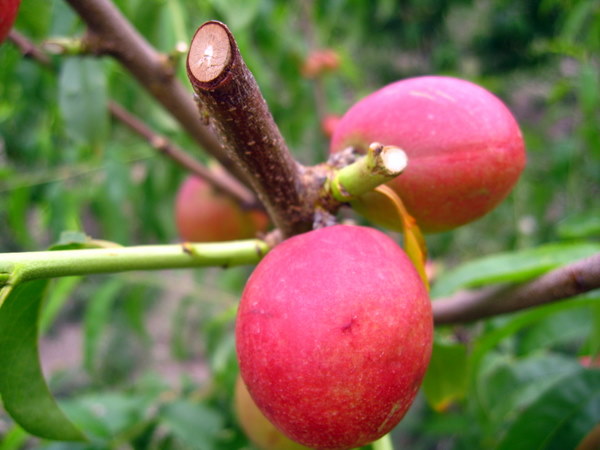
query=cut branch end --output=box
[188,22,232,85]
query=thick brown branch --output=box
[187,21,315,238]
[64,0,248,184]
[433,252,600,324]
[108,102,256,207]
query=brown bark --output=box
[433,252,600,324]
[187,21,316,238]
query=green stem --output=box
[371,433,394,450]
[0,240,269,283]
[329,143,407,202]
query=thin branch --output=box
[433,252,600,324]
[1,239,270,284]
[108,101,257,207]
[187,21,316,238]
[8,30,259,208]
[8,30,52,66]
[64,0,248,184]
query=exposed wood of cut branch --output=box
[64,0,248,185]
[108,102,257,207]
[187,21,315,238]
[433,252,600,324]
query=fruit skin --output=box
[236,225,432,450]
[235,375,310,450]
[175,175,268,242]
[330,76,526,233]
[0,0,21,43]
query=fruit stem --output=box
[372,433,394,450]
[329,143,407,202]
[0,240,269,283]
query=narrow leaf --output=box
[0,279,86,441]
[422,339,468,411]
[83,280,123,373]
[431,241,600,297]
[497,369,600,450]
[58,58,109,147]
[352,185,429,288]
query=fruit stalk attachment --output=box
[329,142,408,202]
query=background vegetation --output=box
[0,0,599,448]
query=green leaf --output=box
[40,276,82,334]
[558,210,600,239]
[0,423,28,450]
[49,231,91,251]
[518,307,592,354]
[476,353,582,426]
[58,58,109,147]
[60,393,153,441]
[83,280,123,373]
[422,339,468,411]
[431,241,600,297]
[470,292,600,379]
[0,279,86,441]
[497,369,600,450]
[207,0,262,31]
[159,400,223,450]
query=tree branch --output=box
[186,21,316,238]
[8,30,52,66]
[8,30,258,209]
[108,102,257,207]
[432,252,600,324]
[64,0,248,184]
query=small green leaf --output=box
[159,400,223,450]
[0,279,86,441]
[60,393,153,441]
[497,369,600,450]
[49,231,91,251]
[0,423,28,450]
[476,353,582,426]
[431,241,600,297]
[422,339,468,411]
[40,276,82,335]
[207,0,262,31]
[558,211,600,239]
[58,58,109,147]
[83,280,123,373]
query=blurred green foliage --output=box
[1,0,599,448]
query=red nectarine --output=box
[235,375,310,450]
[236,225,432,449]
[0,0,21,43]
[330,76,526,232]
[175,175,267,242]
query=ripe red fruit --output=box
[174,175,268,242]
[330,76,526,233]
[321,114,341,139]
[0,0,21,43]
[236,225,432,449]
[235,375,310,450]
